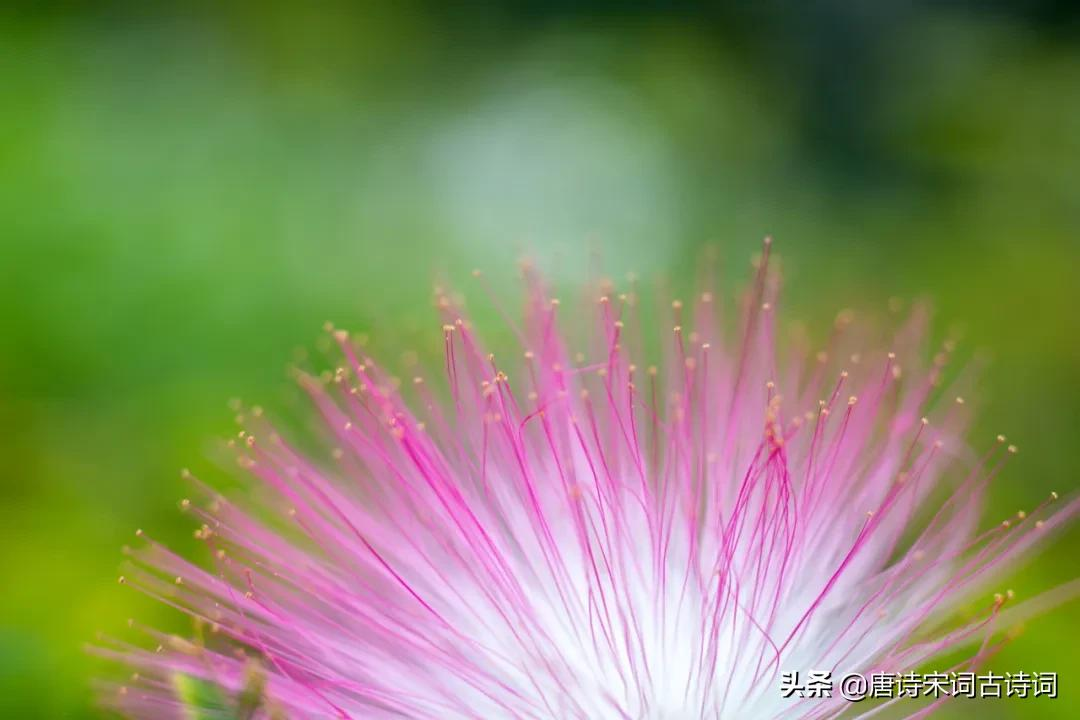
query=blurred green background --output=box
[1,2,1078,718]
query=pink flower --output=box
[98,240,1076,719]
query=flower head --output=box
[99,240,1076,719]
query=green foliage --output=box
[172,674,230,720]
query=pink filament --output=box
[98,242,1077,719]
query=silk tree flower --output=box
[98,240,1076,719]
